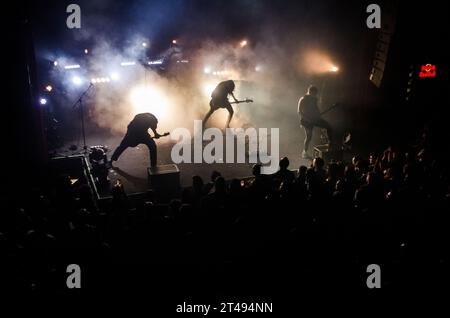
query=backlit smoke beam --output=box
[93,39,292,136]
[297,49,339,75]
[68,37,258,135]
[45,31,341,151]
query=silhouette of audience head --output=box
[352,155,362,166]
[214,176,226,194]
[252,164,262,177]
[192,175,204,192]
[312,157,325,171]
[279,157,290,170]
[298,165,307,178]
[211,170,222,182]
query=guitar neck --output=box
[320,103,339,115]
[231,99,253,104]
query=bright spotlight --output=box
[91,78,97,84]
[65,64,81,69]
[45,85,53,92]
[240,40,248,47]
[121,61,136,66]
[331,66,339,72]
[84,49,89,54]
[110,72,119,81]
[172,39,177,44]
[148,60,163,65]
[255,65,262,72]
[129,85,169,119]
[204,67,211,74]
[142,42,147,47]
[53,61,58,66]
[72,76,82,86]
[39,98,47,105]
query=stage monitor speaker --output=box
[148,164,180,195]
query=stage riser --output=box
[148,164,181,196]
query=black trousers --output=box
[301,118,332,152]
[203,99,234,128]
[111,133,157,167]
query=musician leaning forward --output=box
[109,113,168,168]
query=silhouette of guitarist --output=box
[110,113,165,167]
[203,80,239,128]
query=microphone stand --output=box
[72,83,94,154]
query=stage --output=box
[53,127,314,196]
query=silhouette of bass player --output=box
[109,113,165,167]
[298,85,333,159]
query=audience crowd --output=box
[1,125,448,293]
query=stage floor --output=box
[53,129,313,196]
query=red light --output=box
[419,64,436,78]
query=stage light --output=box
[240,40,248,47]
[84,49,89,54]
[129,85,169,119]
[204,67,211,74]
[39,98,47,105]
[172,39,177,44]
[121,61,136,66]
[300,49,341,75]
[142,42,147,47]
[330,66,339,72]
[72,76,82,85]
[110,72,119,81]
[148,60,163,65]
[65,64,81,69]
[255,65,262,72]
[45,85,53,92]
[91,78,97,84]
[53,61,58,66]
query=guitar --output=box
[230,99,254,104]
[320,103,341,116]
[300,103,341,128]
